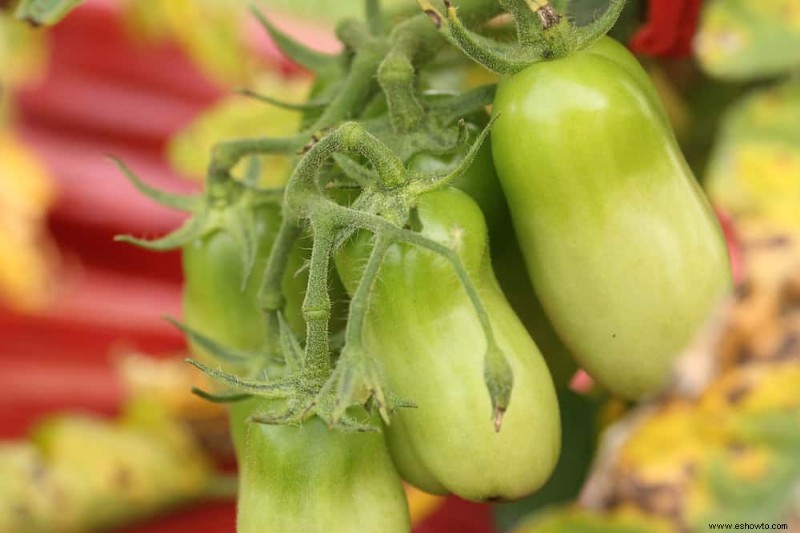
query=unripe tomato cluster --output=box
[124,1,732,530]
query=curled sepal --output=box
[248,404,377,433]
[419,0,625,73]
[574,0,627,50]
[418,0,537,74]
[332,153,377,189]
[109,156,201,212]
[249,5,337,73]
[425,119,469,155]
[191,387,252,404]
[247,392,379,433]
[247,401,306,427]
[483,343,514,432]
[165,317,255,364]
[316,347,397,425]
[185,359,296,398]
[114,213,208,251]
[409,116,496,194]
[313,388,382,433]
[384,391,417,411]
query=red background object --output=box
[629,0,703,58]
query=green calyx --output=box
[113,156,281,288]
[171,120,510,432]
[116,0,526,434]
[418,0,627,74]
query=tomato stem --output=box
[301,219,336,378]
[258,221,302,359]
[419,0,627,73]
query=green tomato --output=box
[410,122,579,388]
[231,401,411,533]
[408,121,508,229]
[491,37,732,400]
[182,203,321,363]
[181,204,282,360]
[336,187,561,502]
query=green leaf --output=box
[14,0,83,26]
[696,0,800,80]
[705,81,800,229]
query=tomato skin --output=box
[491,37,732,400]
[230,401,411,533]
[181,206,279,359]
[336,188,561,502]
[410,125,579,388]
[489,231,579,389]
[181,204,312,364]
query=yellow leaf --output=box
[706,81,800,230]
[121,0,250,84]
[696,0,800,79]
[168,73,310,187]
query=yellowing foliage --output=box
[121,0,252,85]
[707,82,800,229]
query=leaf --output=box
[249,5,335,72]
[706,81,800,229]
[110,156,200,212]
[511,507,671,533]
[13,0,83,26]
[695,0,800,80]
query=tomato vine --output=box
[116,0,730,528]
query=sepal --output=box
[249,5,338,73]
[110,156,200,212]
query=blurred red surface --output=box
[629,0,703,58]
